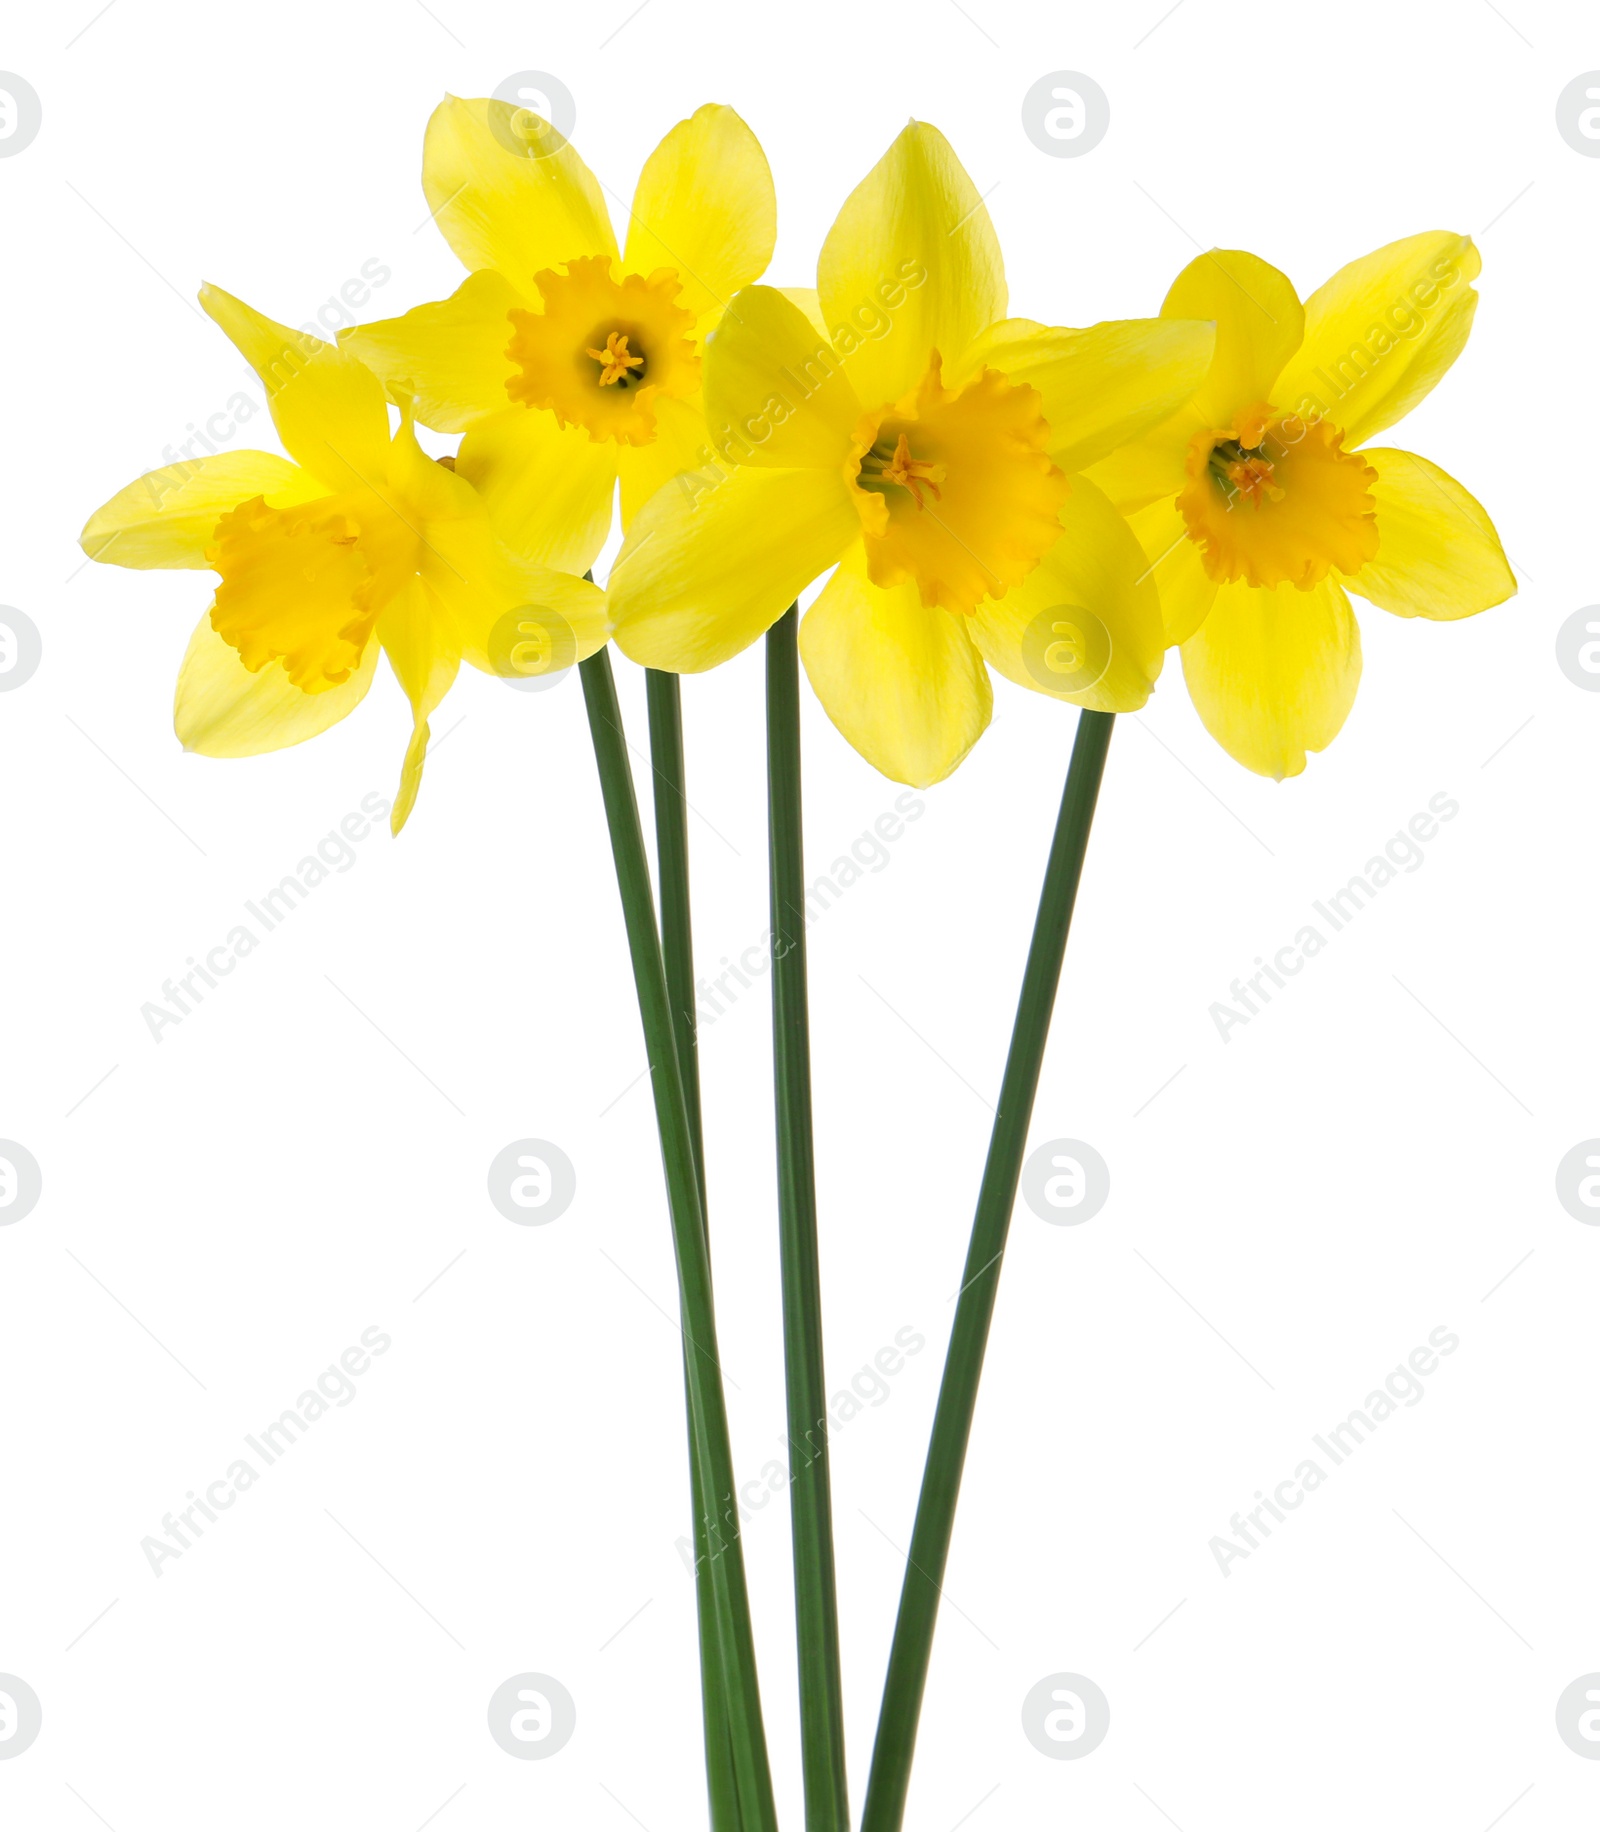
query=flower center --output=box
[846,354,1068,615]
[207,493,412,691]
[1210,443,1283,506]
[860,432,947,509]
[506,255,698,446]
[1177,404,1379,590]
[587,330,646,387]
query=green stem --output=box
[765,607,849,1832]
[582,650,777,1832]
[645,668,743,1832]
[646,669,708,1201]
[860,709,1116,1832]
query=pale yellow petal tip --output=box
[77,519,115,564]
[904,730,987,790]
[390,721,430,835]
[1217,731,1331,782]
[197,279,235,320]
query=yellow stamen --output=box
[876,433,947,510]
[1221,454,1284,506]
[586,330,645,387]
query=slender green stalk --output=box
[861,709,1116,1832]
[582,650,777,1832]
[645,668,743,1832]
[646,670,708,1200]
[766,606,849,1832]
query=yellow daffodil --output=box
[80,285,607,830]
[604,122,1216,787]
[341,96,776,574]
[1089,238,1516,778]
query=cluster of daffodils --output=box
[82,98,1514,826]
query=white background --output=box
[2,1,1596,1826]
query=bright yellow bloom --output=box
[79,284,607,832]
[341,96,776,573]
[605,122,1216,787]
[1090,238,1516,778]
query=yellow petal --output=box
[377,577,461,834]
[609,463,858,671]
[456,405,617,573]
[421,94,616,300]
[174,610,377,755]
[371,415,611,676]
[1180,575,1362,778]
[1125,495,1217,645]
[200,284,393,497]
[955,316,1216,473]
[622,104,776,326]
[341,269,523,433]
[484,563,610,670]
[618,396,713,527]
[80,452,325,570]
[427,514,611,679]
[1347,447,1515,620]
[799,546,992,785]
[969,476,1165,712]
[702,285,863,469]
[1273,233,1480,447]
[817,121,1005,406]
[780,287,828,336]
[1084,432,1191,516]
[1163,249,1306,424]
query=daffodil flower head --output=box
[606,121,1217,787]
[1090,239,1516,778]
[340,96,777,573]
[79,285,607,832]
